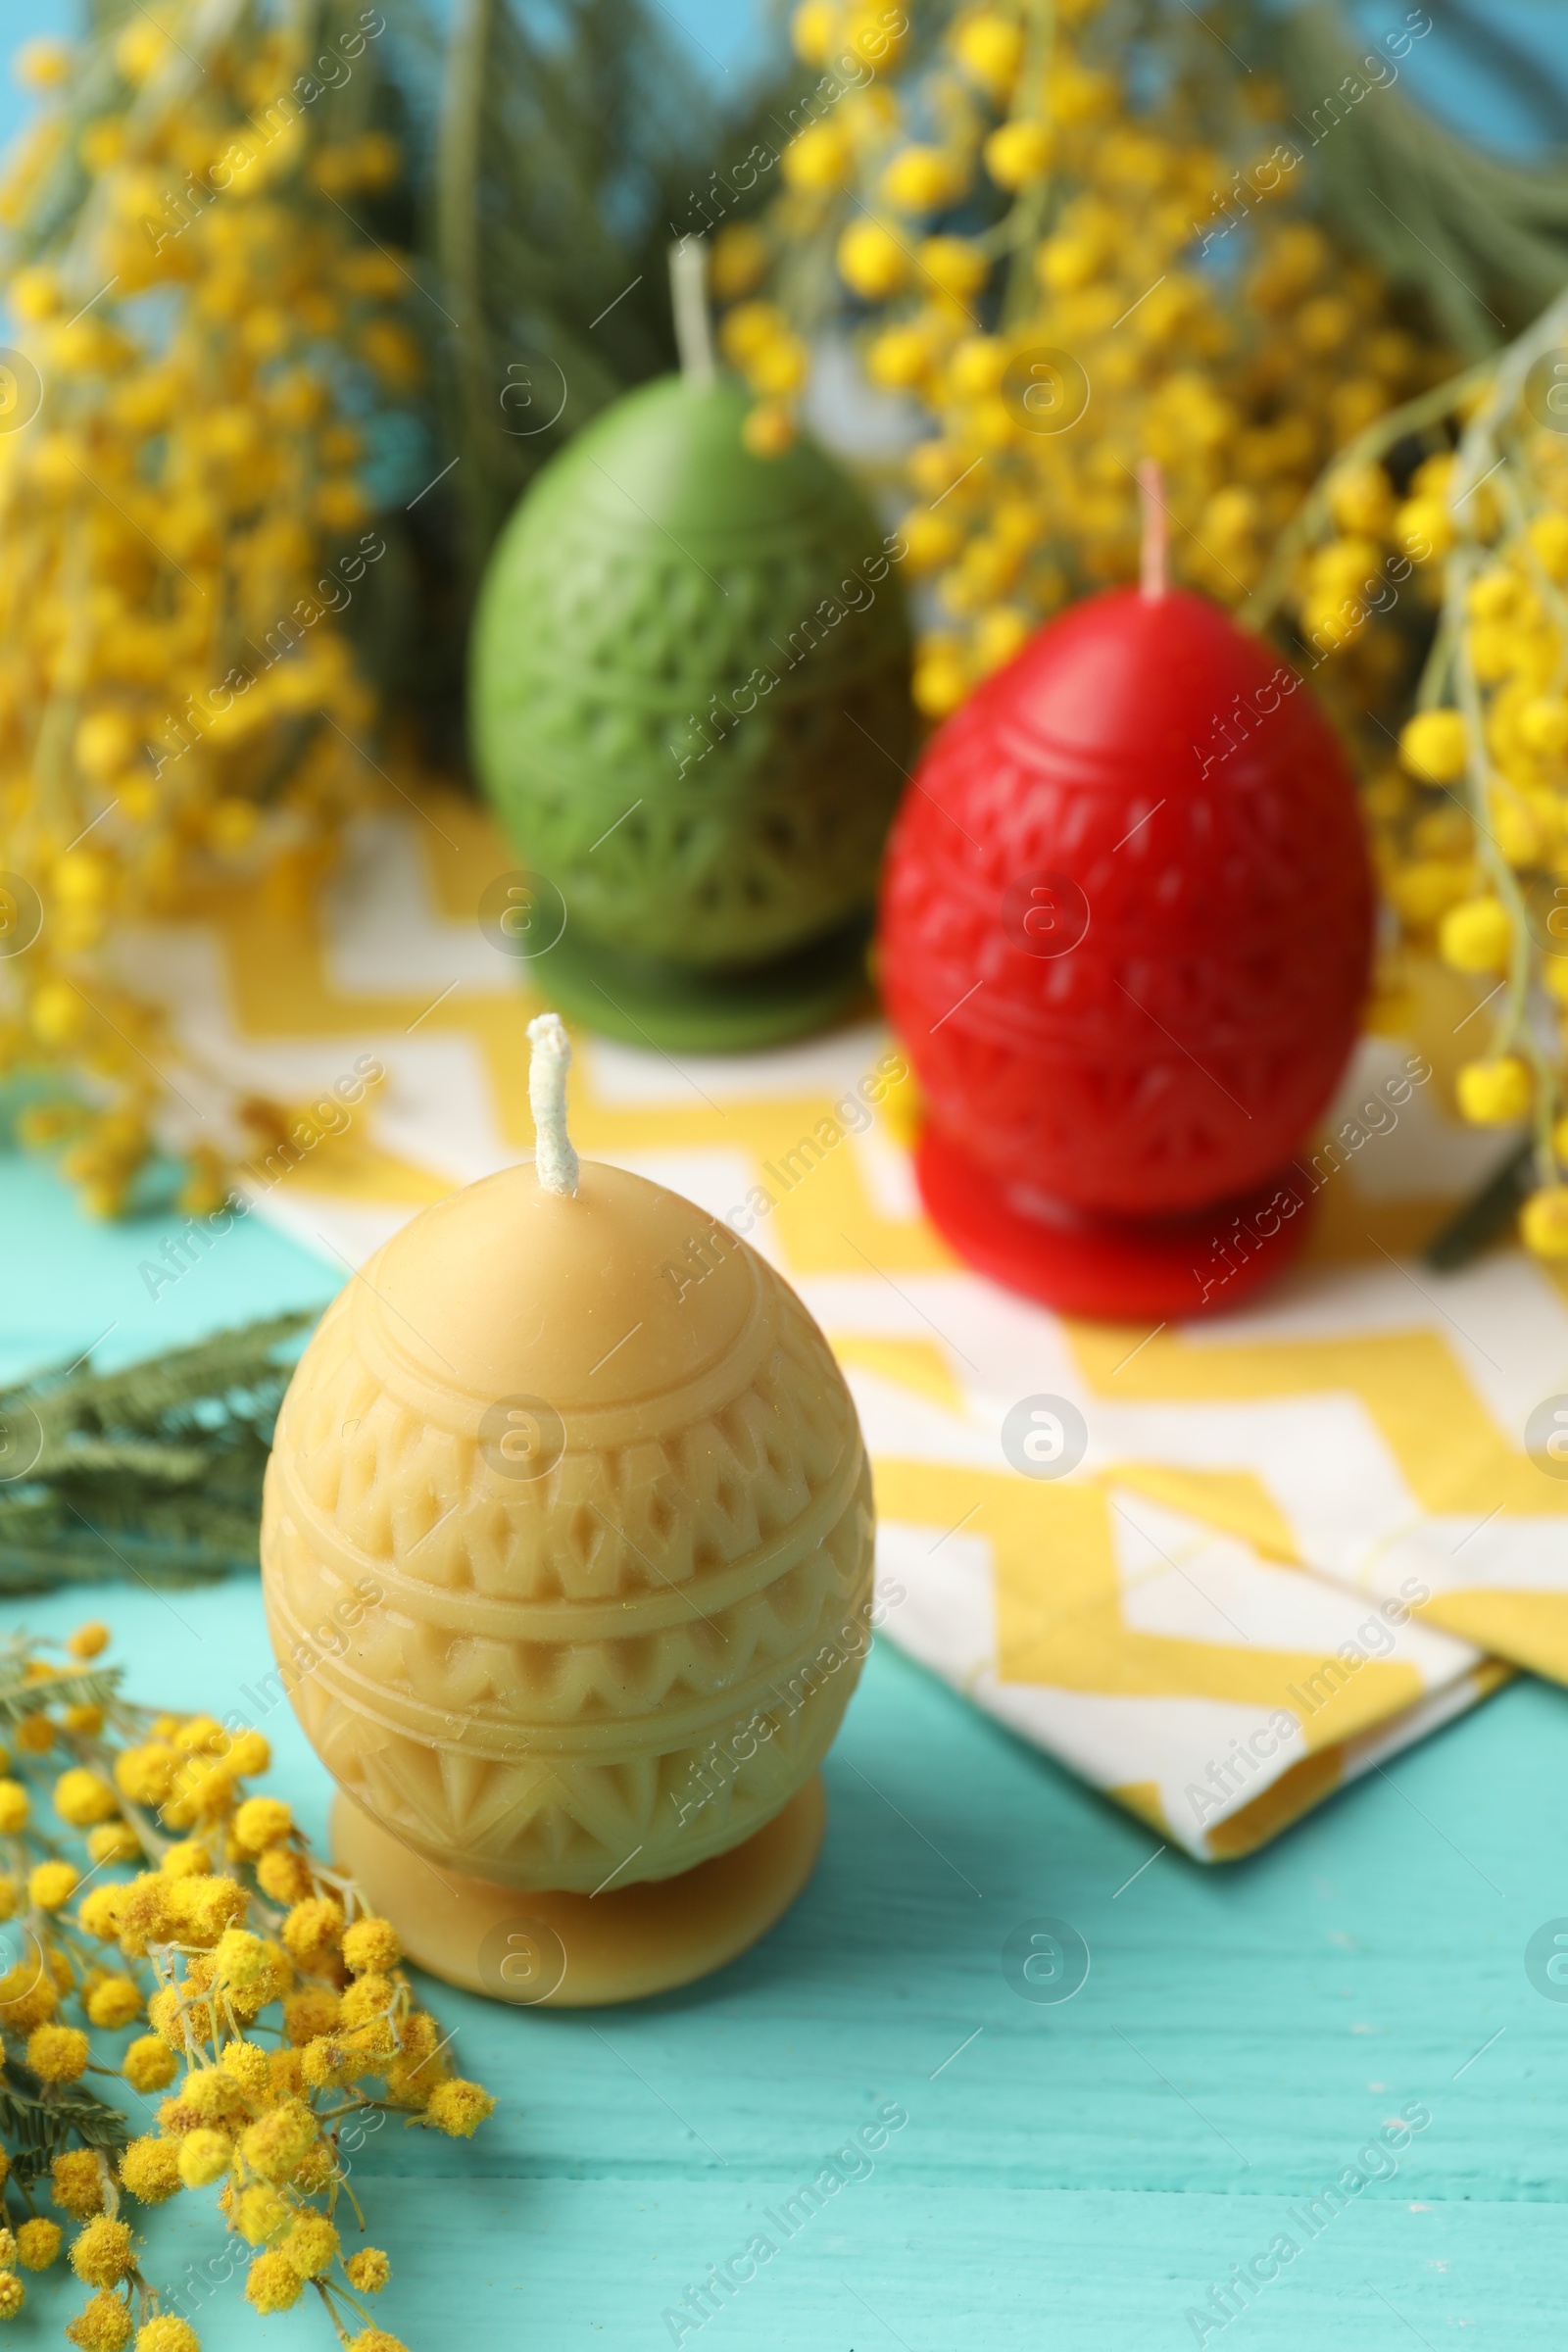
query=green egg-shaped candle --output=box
[471,368,912,1053]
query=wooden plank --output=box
[3,1159,1565,2346]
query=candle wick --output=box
[669,237,716,390]
[526,1012,580,1198]
[1138,458,1167,601]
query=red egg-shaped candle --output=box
[878,530,1374,1321]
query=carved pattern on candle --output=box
[472,377,913,972]
[261,1245,873,1894]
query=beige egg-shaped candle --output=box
[259,1016,874,2005]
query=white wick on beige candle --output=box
[527,1012,579,1197]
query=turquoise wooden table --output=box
[6,0,1568,2331]
[3,1147,1566,2350]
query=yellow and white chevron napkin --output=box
[118,787,1568,1858]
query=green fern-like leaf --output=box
[1268,0,1568,354]
[0,1312,314,1594]
[0,2063,131,2186]
[433,0,739,571]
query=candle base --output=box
[531,913,872,1053]
[329,1776,826,2008]
[915,1128,1314,1321]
